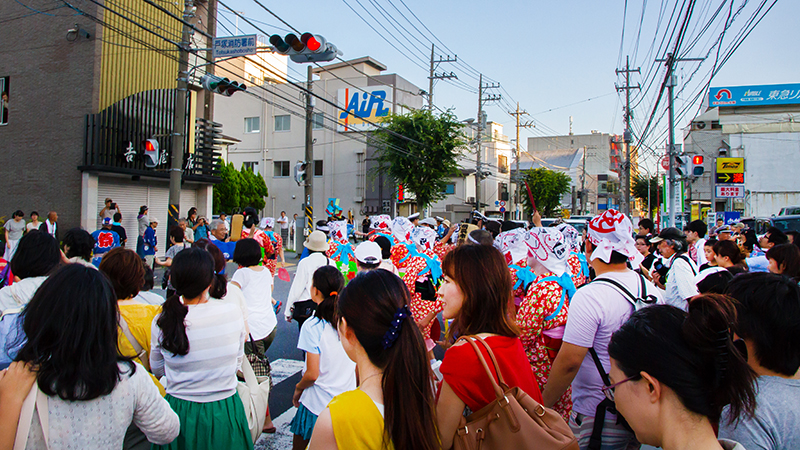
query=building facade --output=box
[0,0,221,254]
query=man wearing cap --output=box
[716,225,733,241]
[419,217,437,230]
[408,212,420,227]
[542,210,663,449]
[91,217,121,267]
[354,241,382,272]
[142,217,159,269]
[286,231,334,327]
[650,227,699,309]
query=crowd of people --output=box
[0,203,798,450]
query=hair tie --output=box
[382,305,411,349]
[329,291,338,296]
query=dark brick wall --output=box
[0,2,102,233]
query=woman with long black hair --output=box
[308,269,439,450]
[12,264,179,447]
[150,247,252,450]
[607,295,756,450]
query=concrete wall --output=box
[736,132,800,216]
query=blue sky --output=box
[221,0,796,164]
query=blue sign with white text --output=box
[709,83,800,107]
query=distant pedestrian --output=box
[277,211,289,249]
[111,212,128,248]
[290,213,298,246]
[25,211,40,233]
[62,227,96,269]
[137,205,150,258]
[142,217,159,269]
[38,211,58,241]
[194,216,209,241]
[92,217,121,267]
[4,210,25,261]
[179,219,194,244]
[99,198,118,220]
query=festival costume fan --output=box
[519,227,577,420]
[555,223,590,288]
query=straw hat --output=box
[304,230,330,252]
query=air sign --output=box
[337,88,392,132]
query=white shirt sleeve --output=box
[131,363,180,444]
[286,260,309,320]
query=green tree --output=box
[632,174,661,213]
[213,161,241,214]
[373,109,464,210]
[239,166,269,210]
[520,168,571,217]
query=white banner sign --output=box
[715,184,745,198]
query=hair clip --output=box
[329,291,338,296]
[382,305,411,350]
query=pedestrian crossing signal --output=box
[691,155,705,176]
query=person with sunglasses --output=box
[607,294,756,450]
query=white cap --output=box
[420,217,437,227]
[408,213,420,220]
[355,241,382,264]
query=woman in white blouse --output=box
[11,264,180,449]
[150,247,252,450]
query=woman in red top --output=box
[436,244,543,449]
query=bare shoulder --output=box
[308,407,338,450]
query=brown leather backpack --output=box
[453,336,579,450]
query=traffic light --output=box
[200,74,246,97]
[269,33,341,63]
[143,139,159,168]
[691,155,705,176]
[294,161,308,186]
[675,154,689,177]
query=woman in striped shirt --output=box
[150,247,252,450]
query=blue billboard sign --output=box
[709,83,800,107]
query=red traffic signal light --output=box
[692,155,704,165]
[143,139,159,168]
[691,154,705,176]
[269,32,340,63]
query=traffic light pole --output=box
[475,74,483,212]
[667,55,677,229]
[304,65,314,236]
[169,0,194,237]
[509,102,534,220]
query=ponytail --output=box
[157,293,190,355]
[157,248,215,356]
[209,272,227,299]
[609,295,755,425]
[337,270,439,450]
[312,265,344,325]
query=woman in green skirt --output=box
[150,247,253,450]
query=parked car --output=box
[739,217,771,235]
[771,215,800,233]
[778,206,800,216]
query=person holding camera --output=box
[99,198,117,221]
[650,227,699,311]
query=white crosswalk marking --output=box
[255,358,304,450]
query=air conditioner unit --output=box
[691,121,710,131]
[466,196,475,204]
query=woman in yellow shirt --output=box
[308,270,439,450]
[99,248,164,450]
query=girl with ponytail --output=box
[308,269,439,450]
[150,248,252,450]
[607,295,756,450]
[290,265,354,450]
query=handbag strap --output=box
[456,336,507,400]
[119,315,150,372]
[14,383,49,450]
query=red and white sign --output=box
[715,185,745,198]
[660,155,670,170]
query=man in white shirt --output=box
[276,211,289,249]
[650,227,699,310]
[285,231,333,327]
[542,209,664,449]
[685,219,708,266]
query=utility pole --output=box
[509,102,534,220]
[168,0,194,236]
[580,146,587,214]
[427,44,457,112]
[475,74,501,212]
[304,65,314,235]
[616,55,640,217]
[658,53,703,228]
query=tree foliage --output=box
[519,168,571,217]
[632,174,662,212]
[213,161,268,214]
[373,109,464,210]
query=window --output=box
[0,76,8,125]
[242,161,259,173]
[273,160,290,177]
[498,155,509,173]
[443,183,456,195]
[244,117,260,133]
[312,112,324,129]
[314,159,323,177]
[274,115,291,132]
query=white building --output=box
[215,56,424,222]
